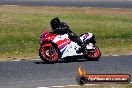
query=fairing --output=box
[40,32,95,58]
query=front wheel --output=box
[84,45,101,61]
[39,43,59,63]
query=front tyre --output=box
[39,43,59,63]
[84,45,101,61]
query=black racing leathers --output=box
[52,22,83,46]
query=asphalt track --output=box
[0,55,132,88]
[0,0,132,8]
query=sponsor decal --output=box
[76,66,131,85]
[61,47,67,55]
[57,39,71,49]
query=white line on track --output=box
[12,54,131,62]
[51,86,65,87]
[37,87,50,88]
[111,8,121,9]
[35,59,41,60]
[112,55,119,56]
[66,85,79,87]
[37,82,132,88]
[85,84,97,86]
[12,60,21,61]
[2,5,19,7]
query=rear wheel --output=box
[84,45,101,61]
[39,43,59,63]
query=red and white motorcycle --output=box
[39,31,101,63]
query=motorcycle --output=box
[39,31,101,63]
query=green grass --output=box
[0,6,132,60]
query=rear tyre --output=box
[39,43,59,63]
[84,45,101,61]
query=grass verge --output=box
[0,6,132,61]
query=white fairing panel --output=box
[51,33,95,58]
[60,41,83,58]
[52,34,69,43]
[52,34,82,58]
[80,32,93,42]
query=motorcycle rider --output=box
[50,17,86,53]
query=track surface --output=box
[0,0,132,8]
[0,55,132,88]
